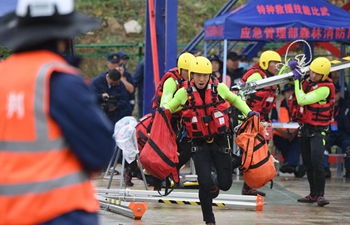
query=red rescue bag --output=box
[139,108,179,183]
[235,115,276,189]
[135,113,153,152]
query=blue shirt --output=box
[90,72,130,124]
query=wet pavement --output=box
[92,166,350,225]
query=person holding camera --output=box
[91,68,134,184]
[90,68,129,125]
[100,52,135,116]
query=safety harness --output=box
[289,76,335,126]
[181,76,231,139]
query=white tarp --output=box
[113,116,139,164]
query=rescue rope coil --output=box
[276,39,313,78]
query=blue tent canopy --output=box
[0,0,17,17]
[204,0,350,41]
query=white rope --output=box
[276,39,313,77]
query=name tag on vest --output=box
[266,97,274,102]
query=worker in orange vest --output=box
[0,0,114,224]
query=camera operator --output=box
[100,52,135,116]
[90,68,130,125]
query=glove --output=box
[288,60,302,80]
[292,68,302,81]
[288,60,298,70]
[247,111,260,118]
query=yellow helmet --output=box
[189,56,212,76]
[309,57,331,81]
[259,50,282,70]
[178,52,195,74]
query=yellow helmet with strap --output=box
[309,57,331,81]
[259,50,281,70]
[189,56,212,76]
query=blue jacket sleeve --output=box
[90,73,106,102]
[50,72,115,172]
[125,71,135,88]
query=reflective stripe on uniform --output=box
[0,62,71,152]
[0,171,89,196]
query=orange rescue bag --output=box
[235,115,276,188]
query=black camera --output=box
[101,95,119,111]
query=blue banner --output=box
[204,0,350,41]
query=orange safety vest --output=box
[273,99,292,137]
[0,50,99,225]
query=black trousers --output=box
[192,136,232,223]
[299,125,328,196]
